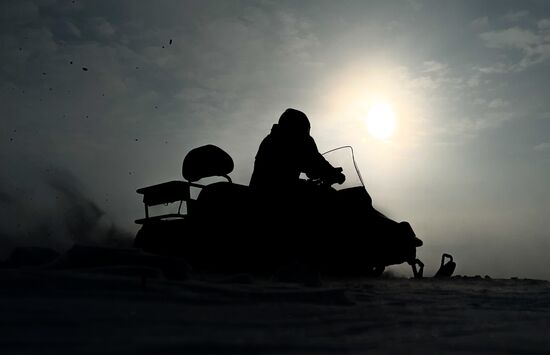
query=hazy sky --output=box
[2,0,550,278]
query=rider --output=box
[249,108,345,269]
[249,108,422,251]
[249,108,345,196]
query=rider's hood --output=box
[271,123,310,140]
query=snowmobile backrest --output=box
[182,144,234,183]
[135,145,235,225]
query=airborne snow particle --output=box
[169,39,173,45]
[82,67,88,71]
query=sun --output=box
[365,102,396,140]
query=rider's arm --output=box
[302,137,345,184]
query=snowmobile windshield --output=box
[321,146,365,191]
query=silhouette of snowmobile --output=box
[133,145,425,278]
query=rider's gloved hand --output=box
[333,167,346,185]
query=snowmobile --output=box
[133,144,426,278]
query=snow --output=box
[1,269,549,354]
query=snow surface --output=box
[1,269,549,354]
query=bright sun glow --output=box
[365,102,396,140]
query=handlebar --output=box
[307,167,346,187]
